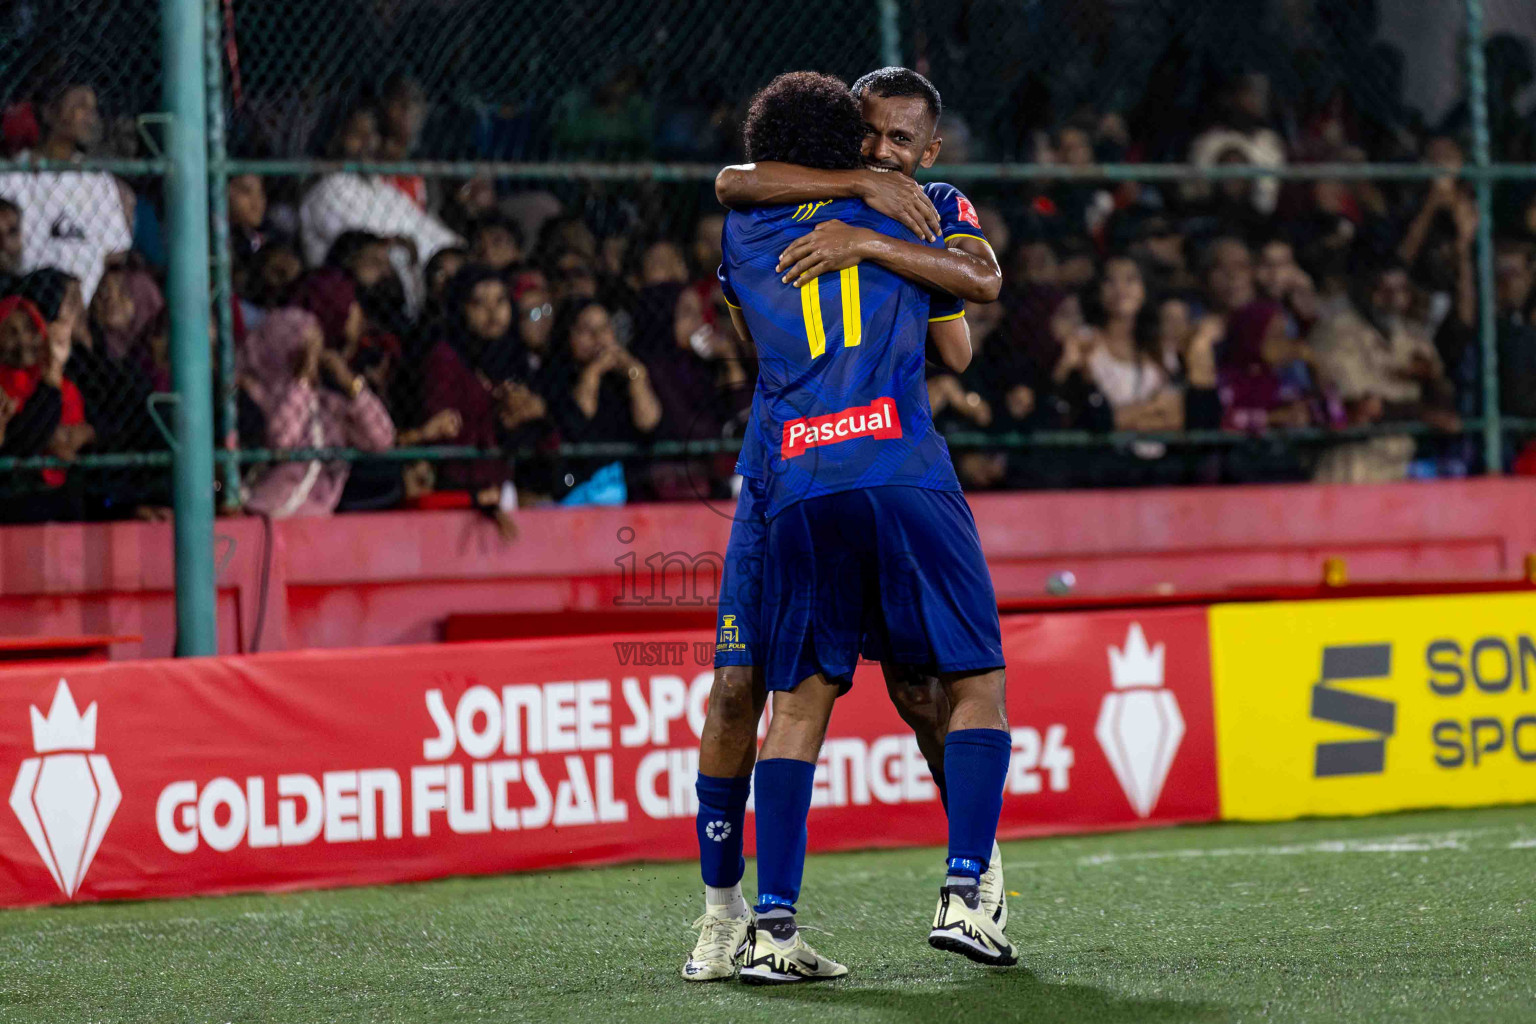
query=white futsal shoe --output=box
[681,904,751,982]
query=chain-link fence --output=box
[5,0,1536,524]
[0,0,172,522]
[223,0,890,162]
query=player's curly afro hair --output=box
[742,72,864,170]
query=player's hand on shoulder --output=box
[776,220,881,288]
[856,169,940,242]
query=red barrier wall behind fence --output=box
[2,479,1535,659]
[0,610,1214,907]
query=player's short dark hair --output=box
[850,67,942,125]
[0,195,18,218]
[742,72,864,170]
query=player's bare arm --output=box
[715,161,941,241]
[775,219,1001,303]
[728,237,969,371]
[719,75,996,378]
[726,209,977,372]
[750,80,1001,302]
[727,306,754,347]
[926,314,972,373]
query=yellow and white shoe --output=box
[738,923,849,985]
[681,906,751,982]
[979,840,1008,930]
[929,884,1018,967]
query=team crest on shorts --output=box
[717,614,746,653]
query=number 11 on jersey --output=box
[801,267,861,359]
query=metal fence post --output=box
[205,0,240,510]
[163,0,218,655]
[878,0,901,69]
[1466,0,1501,474]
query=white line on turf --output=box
[1073,830,1503,867]
[0,909,310,939]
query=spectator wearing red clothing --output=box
[1219,301,1321,432]
[290,266,406,407]
[0,293,93,518]
[19,267,167,515]
[291,267,366,353]
[1201,236,1258,317]
[630,282,749,498]
[420,266,553,524]
[1254,236,1321,334]
[379,74,428,210]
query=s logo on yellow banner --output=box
[1311,644,1394,776]
[1210,592,1536,820]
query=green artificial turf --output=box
[3,806,1536,1023]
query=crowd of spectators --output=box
[2,26,1536,524]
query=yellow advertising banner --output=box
[1210,592,1536,820]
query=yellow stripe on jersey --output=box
[928,311,966,323]
[839,266,861,348]
[722,295,741,310]
[802,277,827,359]
[943,232,993,250]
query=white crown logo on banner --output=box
[1095,625,1185,818]
[30,681,99,752]
[9,680,120,898]
[1108,621,1166,688]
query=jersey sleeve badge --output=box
[955,193,980,229]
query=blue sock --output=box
[696,773,752,890]
[752,758,816,914]
[943,728,1011,880]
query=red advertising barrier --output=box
[996,608,1216,836]
[0,609,1216,907]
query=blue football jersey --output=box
[925,181,990,253]
[919,182,989,324]
[719,197,961,520]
